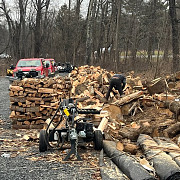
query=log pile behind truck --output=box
[9,76,72,129]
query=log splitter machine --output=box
[39,98,103,161]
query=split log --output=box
[10,85,23,91]
[75,84,87,95]
[94,89,104,98]
[26,97,42,101]
[137,134,180,180]
[10,97,26,103]
[153,94,175,102]
[123,143,139,155]
[25,106,39,112]
[38,88,54,94]
[103,140,156,180]
[10,105,25,112]
[98,117,108,132]
[118,127,141,141]
[117,125,154,141]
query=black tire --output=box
[39,130,47,152]
[94,130,103,150]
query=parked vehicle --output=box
[44,58,56,74]
[6,64,15,76]
[58,62,74,73]
[12,58,49,79]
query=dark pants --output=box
[106,78,123,100]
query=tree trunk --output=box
[19,0,27,58]
[147,0,157,63]
[169,0,180,72]
[114,0,122,72]
[85,0,94,65]
[34,0,42,57]
[163,10,171,62]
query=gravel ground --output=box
[0,76,101,180]
[0,77,11,129]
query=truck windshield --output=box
[17,60,41,67]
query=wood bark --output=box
[164,101,180,116]
[169,0,180,72]
[114,0,122,72]
[138,134,180,180]
[85,0,94,65]
[103,140,156,180]
[111,91,143,106]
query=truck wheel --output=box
[39,130,47,152]
[94,130,103,150]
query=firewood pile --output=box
[100,72,180,180]
[70,65,113,104]
[70,67,144,106]
[69,66,146,127]
[9,65,145,129]
[102,71,180,156]
[9,65,180,135]
[9,76,72,129]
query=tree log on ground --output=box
[163,122,180,138]
[103,140,156,180]
[154,137,180,167]
[164,101,180,116]
[111,91,144,107]
[137,134,180,180]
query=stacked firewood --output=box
[9,76,72,128]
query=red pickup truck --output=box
[13,58,49,79]
[44,58,56,74]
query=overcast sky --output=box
[4,0,89,17]
[52,0,89,15]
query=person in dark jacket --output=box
[106,74,126,100]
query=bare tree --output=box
[33,0,50,57]
[0,0,21,59]
[85,0,94,65]
[169,0,180,72]
[19,0,28,58]
[114,0,122,72]
[73,0,84,65]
